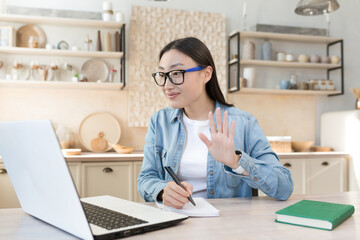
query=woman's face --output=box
[158,49,211,109]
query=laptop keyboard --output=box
[81,201,148,230]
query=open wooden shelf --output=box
[0,14,124,29]
[0,79,124,90]
[240,59,340,69]
[229,31,341,43]
[229,87,340,96]
[0,47,123,59]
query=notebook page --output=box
[156,197,219,217]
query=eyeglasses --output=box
[152,66,205,86]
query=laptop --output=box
[0,120,188,239]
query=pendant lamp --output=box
[295,0,340,16]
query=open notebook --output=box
[156,197,219,217]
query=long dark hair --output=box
[159,37,233,107]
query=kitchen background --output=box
[0,0,358,151]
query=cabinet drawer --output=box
[81,162,133,200]
[0,164,20,208]
[280,159,306,195]
[307,158,347,194]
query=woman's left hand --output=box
[199,107,239,169]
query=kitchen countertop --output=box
[0,151,350,163]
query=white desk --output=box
[1,192,359,240]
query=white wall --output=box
[3,0,359,144]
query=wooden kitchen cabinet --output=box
[280,158,306,195]
[279,153,348,195]
[67,162,82,196]
[307,158,347,194]
[81,162,133,200]
[133,161,145,202]
[0,164,20,208]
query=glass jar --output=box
[84,36,94,51]
[109,68,118,82]
[56,126,75,149]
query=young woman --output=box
[137,37,293,209]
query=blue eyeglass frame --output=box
[152,66,205,86]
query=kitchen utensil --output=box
[16,24,46,48]
[310,54,320,63]
[243,67,255,88]
[276,52,286,61]
[280,80,290,90]
[57,40,69,50]
[291,141,314,152]
[330,55,341,64]
[91,132,108,152]
[297,54,309,63]
[78,112,121,152]
[61,149,81,156]
[81,58,109,82]
[285,53,294,62]
[310,146,333,152]
[110,143,134,154]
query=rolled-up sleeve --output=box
[224,116,293,200]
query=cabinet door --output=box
[133,161,145,202]
[67,162,81,197]
[307,158,347,194]
[280,159,306,195]
[81,162,133,200]
[0,164,20,208]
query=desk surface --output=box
[1,192,359,240]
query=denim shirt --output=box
[137,101,294,202]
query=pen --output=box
[164,166,196,206]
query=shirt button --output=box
[209,171,213,175]
[254,177,258,181]
[210,190,214,194]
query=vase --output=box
[243,40,255,59]
[243,67,256,88]
[261,39,272,61]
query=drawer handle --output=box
[0,168,7,174]
[321,162,329,166]
[283,163,292,168]
[103,167,113,173]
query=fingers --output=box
[181,181,193,195]
[199,132,212,148]
[223,111,229,137]
[162,181,190,209]
[208,111,217,134]
[229,120,235,140]
[215,107,223,133]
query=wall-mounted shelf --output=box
[229,30,342,43]
[229,58,340,69]
[0,14,124,29]
[0,79,124,90]
[0,14,126,88]
[0,47,123,59]
[227,31,344,96]
[230,87,341,96]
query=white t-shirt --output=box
[177,112,211,198]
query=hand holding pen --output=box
[161,166,196,209]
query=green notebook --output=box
[275,200,355,230]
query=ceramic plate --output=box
[81,59,109,82]
[16,24,47,48]
[78,112,121,152]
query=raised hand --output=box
[199,107,239,169]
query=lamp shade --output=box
[295,0,340,16]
